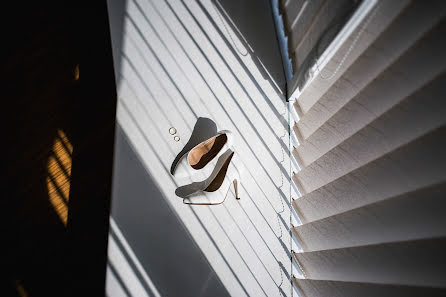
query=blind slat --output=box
[295,23,446,170]
[293,238,446,287]
[293,126,446,222]
[295,1,446,141]
[293,0,354,69]
[296,73,446,192]
[293,182,446,252]
[281,0,308,30]
[287,0,325,53]
[290,0,409,114]
[292,279,446,297]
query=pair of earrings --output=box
[169,127,180,142]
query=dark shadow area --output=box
[111,125,230,297]
[107,0,127,83]
[213,0,287,94]
[4,1,117,296]
[170,117,218,175]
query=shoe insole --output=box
[189,134,227,170]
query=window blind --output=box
[279,0,446,296]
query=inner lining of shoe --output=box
[188,134,228,170]
[205,152,234,192]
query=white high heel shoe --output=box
[175,149,242,205]
[172,130,234,180]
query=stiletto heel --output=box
[233,179,240,200]
[176,149,242,205]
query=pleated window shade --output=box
[278,0,446,296]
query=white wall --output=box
[106,0,293,296]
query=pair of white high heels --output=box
[171,130,241,205]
